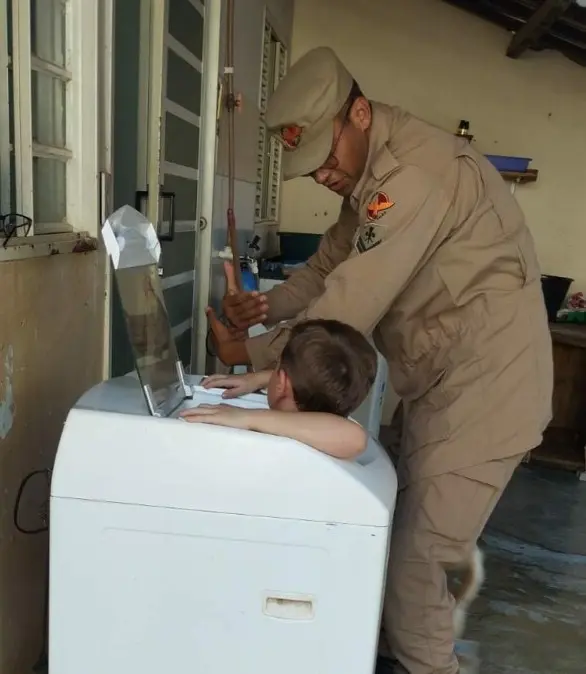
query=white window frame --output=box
[0,0,11,214]
[255,9,287,226]
[3,0,99,238]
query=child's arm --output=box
[180,405,368,459]
[202,370,272,398]
[248,410,368,459]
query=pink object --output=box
[566,292,586,309]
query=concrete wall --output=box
[281,0,586,291]
[0,251,105,674]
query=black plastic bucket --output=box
[540,274,573,322]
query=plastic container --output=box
[541,274,573,322]
[484,155,532,172]
[240,267,258,292]
[277,232,322,263]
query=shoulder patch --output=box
[280,125,303,150]
[366,192,394,221]
[355,223,384,254]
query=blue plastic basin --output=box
[485,155,532,172]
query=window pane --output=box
[8,65,14,146]
[7,0,13,54]
[30,0,66,67]
[168,0,203,60]
[166,50,202,116]
[33,157,67,224]
[31,71,67,147]
[164,112,199,170]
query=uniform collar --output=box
[350,102,393,211]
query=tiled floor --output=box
[467,464,586,673]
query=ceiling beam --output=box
[507,0,574,58]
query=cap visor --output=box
[282,122,333,180]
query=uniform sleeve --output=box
[247,166,452,371]
[264,198,358,324]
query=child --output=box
[180,312,377,459]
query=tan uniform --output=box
[254,48,553,674]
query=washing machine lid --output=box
[102,206,191,417]
[53,404,397,526]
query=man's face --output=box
[310,97,372,197]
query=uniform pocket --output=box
[404,370,451,447]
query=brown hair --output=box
[337,79,367,121]
[279,319,377,417]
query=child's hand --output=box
[201,371,269,398]
[180,403,254,430]
[207,307,249,365]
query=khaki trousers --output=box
[379,453,524,674]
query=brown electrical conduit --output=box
[224,0,242,292]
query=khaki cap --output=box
[266,47,354,180]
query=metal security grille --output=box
[255,17,287,224]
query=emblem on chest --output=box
[354,191,395,254]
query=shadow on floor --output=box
[468,464,586,673]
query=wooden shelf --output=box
[529,427,585,473]
[499,169,539,184]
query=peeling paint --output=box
[0,345,15,439]
[72,237,98,254]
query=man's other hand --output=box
[222,261,269,329]
[207,307,250,366]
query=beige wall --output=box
[0,251,105,674]
[281,0,586,290]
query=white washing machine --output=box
[48,207,398,674]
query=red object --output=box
[366,192,394,221]
[280,125,303,150]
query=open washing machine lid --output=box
[102,206,192,417]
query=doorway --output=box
[110,0,218,377]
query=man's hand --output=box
[222,261,269,329]
[201,370,271,398]
[207,306,250,366]
[180,403,253,430]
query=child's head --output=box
[267,319,377,416]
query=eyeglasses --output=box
[311,104,352,175]
[1,213,33,248]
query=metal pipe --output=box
[146,0,165,227]
[224,0,242,291]
[193,0,222,373]
[99,0,114,381]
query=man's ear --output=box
[349,96,371,132]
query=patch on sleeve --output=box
[366,192,394,221]
[280,125,303,150]
[355,223,384,254]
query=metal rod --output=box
[194,0,222,373]
[224,0,242,292]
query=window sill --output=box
[0,231,99,262]
[254,219,279,226]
